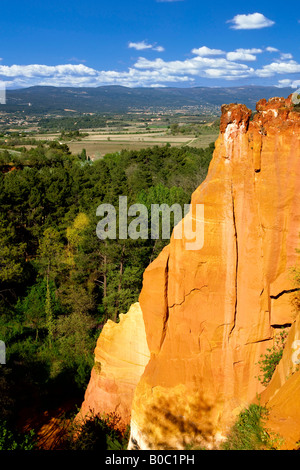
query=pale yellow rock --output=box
[78,302,150,427]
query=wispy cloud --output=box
[128,41,164,52]
[266,47,279,53]
[67,57,87,63]
[227,13,275,30]
[156,1,184,3]
[280,53,293,60]
[191,46,225,56]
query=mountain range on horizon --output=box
[2,85,294,115]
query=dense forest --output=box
[0,140,214,448]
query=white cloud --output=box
[240,48,263,54]
[266,46,279,53]
[228,13,275,30]
[134,54,255,80]
[226,48,264,61]
[280,53,293,60]
[277,79,300,89]
[128,41,165,52]
[191,46,225,56]
[0,63,97,78]
[226,51,257,61]
[128,41,153,51]
[256,60,300,78]
[153,45,165,52]
[0,62,190,88]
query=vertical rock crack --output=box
[229,182,238,340]
[159,254,170,351]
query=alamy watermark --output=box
[0,81,6,105]
[292,340,300,365]
[96,196,204,251]
[0,340,6,364]
[291,89,300,106]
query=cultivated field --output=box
[45,130,219,159]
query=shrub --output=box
[221,404,277,450]
[66,411,130,450]
[0,421,36,450]
[256,329,288,386]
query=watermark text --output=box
[96,196,204,251]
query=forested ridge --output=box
[0,140,214,446]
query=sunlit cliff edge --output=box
[79,94,300,450]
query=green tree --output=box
[55,309,97,388]
[16,278,60,341]
[45,277,54,346]
[36,227,65,282]
[0,219,26,284]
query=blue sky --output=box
[0,0,299,89]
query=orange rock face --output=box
[128,96,300,449]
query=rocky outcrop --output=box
[258,313,300,449]
[79,303,149,427]
[128,96,300,449]
[80,95,300,449]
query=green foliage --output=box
[221,404,276,450]
[59,130,89,140]
[0,140,214,343]
[15,277,60,341]
[0,219,26,283]
[256,329,288,386]
[39,114,107,131]
[0,138,214,445]
[54,310,97,388]
[66,412,130,450]
[0,421,36,450]
[169,121,219,136]
[45,278,54,346]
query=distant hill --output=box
[3,85,294,115]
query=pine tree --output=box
[45,276,54,347]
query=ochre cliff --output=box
[80,95,300,449]
[129,95,300,449]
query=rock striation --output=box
[80,95,300,449]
